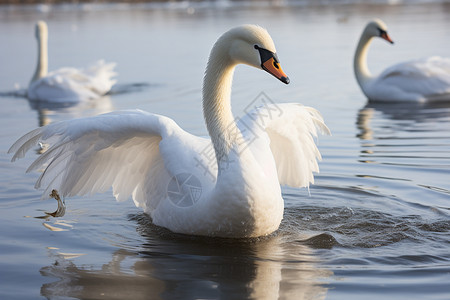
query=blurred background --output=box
[0,1,449,299]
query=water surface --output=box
[0,2,449,299]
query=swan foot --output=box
[45,189,66,217]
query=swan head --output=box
[35,20,48,41]
[364,19,394,44]
[215,24,289,84]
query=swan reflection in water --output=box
[357,101,450,141]
[356,101,450,183]
[28,95,114,127]
[40,214,331,300]
[25,82,151,127]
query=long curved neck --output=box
[31,31,48,84]
[354,32,373,91]
[202,45,238,162]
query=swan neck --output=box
[31,30,48,83]
[354,33,373,89]
[202,47,237,162]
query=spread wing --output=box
[238,103,330,188]
[9,109,213,212]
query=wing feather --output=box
[10,103,328,211]
[8,110,177,210]
[239,103,330,188]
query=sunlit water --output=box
[1,2,449,299]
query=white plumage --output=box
[10,25,329,238]
[354,19,450,103]
[27,21,116,103]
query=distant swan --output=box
[28,21,117,103]
[354,19,450,102]
[10,25,329,238]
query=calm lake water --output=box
[1,1,450,299]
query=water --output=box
[1,1,450,299]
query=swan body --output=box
[354,19,450,103]
[28,21,117,103]
[10,25,329,238]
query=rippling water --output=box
[0,2,449,299]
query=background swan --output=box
[10,25,329,238]
[354,19,450,103]
[28,21,117,103]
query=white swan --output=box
[28,21,117,103]
[10,25,329,238]
[354,19,450,102]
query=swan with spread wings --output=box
[10,25,329,238]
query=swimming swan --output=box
[354,19,450,102]
[28,21,117,103]
[10,25,329,238]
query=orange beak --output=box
[255,45,290,84]
[262,57,290,84]
[381,31,394,44]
